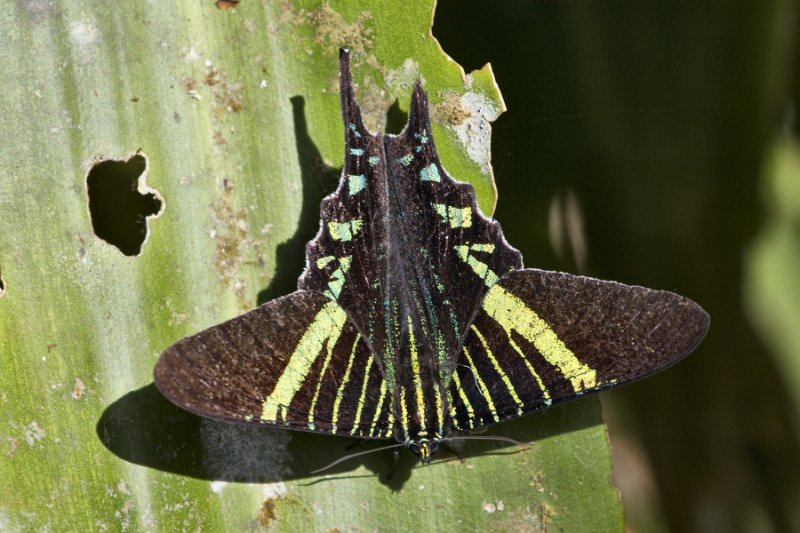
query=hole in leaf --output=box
[385,99,408,134]
[0,269,5,298]
[86,153,163,256]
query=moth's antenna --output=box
[441,435,524,446]
[310,442,407,474]
[457,364,484,398]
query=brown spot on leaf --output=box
[281,1,376,66]
[307,2,373,51]
[433,92,471,125]
[209,180,268,308]
[6,437,20,458]
[216,0,239,9]
[193,61,244,114]
[204,65,221,86]
[72,378,85,400]
[258,499,277,527]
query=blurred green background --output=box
[435,1,800,531]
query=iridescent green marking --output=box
[349,148,364,156]
[455,243,499,287]
[420,164,440,182]
[409,273,447,372]
[350,355,375,435]
[331,334,361,432]
[433,203,473,228]
[315,255,335,269]
[469,243,495,253]
[471,324,524,414]
[348,174,366,196]
[348,123,361,138]
[447,388,456,418]
[324,256,351,300]
[413,131,428,152]
[384,390,395,436]
[397,153,414,166]
[368,155,380,166]
[420,248,460,339]
[328,219,363,241]
[434,384,444,437]
[461,344,499,422]
[482,284,598,391]
[261,302,348,422]
[383,298,400,384]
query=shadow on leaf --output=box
[97,383,600,487]
[257,95,340,305]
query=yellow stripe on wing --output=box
[482,284,597,391]
[461,345,499,423]
[470,324,525,415]
[450,370,476,427]
[331,334,361,433]
[261,301,348,423]
[350,355,375,436]
[368,379,389,438]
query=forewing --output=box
[449,269,709,430]
[299,49,522,382]
[154,290,392,438]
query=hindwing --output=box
[449,269,709,430]
[154,291,393,439]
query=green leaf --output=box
[0,1,621,530]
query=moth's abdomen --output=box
[388,314,454,444]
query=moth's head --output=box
[409,439,440,464]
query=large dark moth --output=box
[154,49,709,466]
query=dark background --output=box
[434,2,800,532]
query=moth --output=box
[154,49,709,466]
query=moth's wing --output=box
[154,290,393,439]
[449,269,709,430]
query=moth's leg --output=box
[385,448,402,480]
[442,438,467,463]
